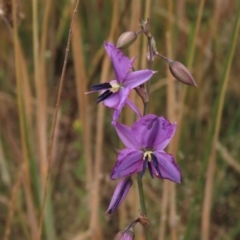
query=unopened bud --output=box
[116,31,137,49]
[158,54,197,87]
[140,18,151,37]
[114,219,139,240]
[135,86,148,102]
[114,227,135,240]
[169,61,197,87]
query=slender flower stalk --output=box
[134,29,153,240]
[136,31,158,240]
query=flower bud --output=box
[169,61,197,87]
[114,227,135,240]
[106,176,133,215]
[116,31,137,49]
[158,54,197,87]
[114,218,139,239]
[135,86,148,102]
[140,18,151,37]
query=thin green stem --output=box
[147,36,153,68]
[137,34,154,240]
[143,36,153,116]
[137,174,147,214]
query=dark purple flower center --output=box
[92,82,112,91]
[141,152,162,179]
[91,82,121,103]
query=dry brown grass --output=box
[0,1,240,239]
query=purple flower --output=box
[106,176,133,215]
[114,219,138,240]
[111,114,182,183]
[114,228,135,240]
[89,42,155,124]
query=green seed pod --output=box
[116,31,137,49]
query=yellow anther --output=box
[110,82,121,93]
[143,151,153,161]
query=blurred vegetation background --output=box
[0,0,240,239]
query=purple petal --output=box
[117,148,137,161]
[131,114,159,148]
[106,176,133,215]
[123,70,155,88]
[125,98,142,118]
[114,123,141,149]
[112,87,130,124]
[104,42,133,82]
[114,229,135,240]
[152,117,177,150]
[130,115,176,150]
[111,149,143,179]
[153,150,182,183]
[103,92,119,108]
